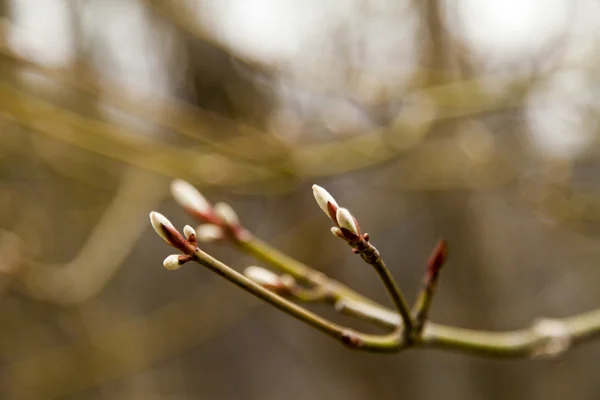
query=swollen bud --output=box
[170,179,211,214]
[163,254,191,271]
[244,266,295,294]
[330,227,345,239]
[244,266,280,288]
[214,202,240,226]
[149,211,191,252]
[196,224,224,242]
[532,318,571,358]
[183,225,196,241]
[336,208,360,237]
[150,212,176,244]
[312,184,339,222]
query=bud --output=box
[426,239,448,279]
[312,184,339,221]
[196,224,224,242]
[149,211,190,251]
[163,254,191,270]
[183,225,196,241]
[214,202,239,226]
[170,179,211,214]
[150,211,176,244]
[336,207,361,240]
[244,266,280,288]
[330,227,345,239]
[532,318,571,358]
[336,208,360,235]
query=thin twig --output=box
[237,234,394,312]
[412,239,448,333]
[190,246,402,352]
[231,230,600,357]
[352,238,414,339]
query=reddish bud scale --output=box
[184,207,221,225]
[327,202,339,223]
[340,227,362,243]
[178,254,193,263]
[163,225,196,254]
[426,239,448,280]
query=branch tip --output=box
[149,211,192,252]
[170,179,211,214]
[183,225,197,243]
[196,224,225,242]
[312,184,339,222]
[149,212,175,243]
[427,239,448,278]
[163,254,192,271]
[214,202,240,226]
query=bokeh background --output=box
[2,0,600,399]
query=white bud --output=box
[149,212,176,244]
[214,202,239,225]
[312,184,338,220]
[170,179,211,213]
[244,266,280,287]
[330,226,345,239]
[183,225,196,241]
[336,208,360,236]
[532,318,571,358]
[196,224,224,242]
[163,254,183,271]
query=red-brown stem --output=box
[413,239,448,333]
[162,224,196,255]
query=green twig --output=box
[352,238,414,340]
[190,246,402,352]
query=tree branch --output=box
[10,167,166,305]
[150,211,403,352]
[149,180,600,358]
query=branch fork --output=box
[148,180,599,358]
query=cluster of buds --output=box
[312,185,363,244]
[149,211,196,271]
[170,179,246,243]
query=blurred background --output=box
[1,0,600,398]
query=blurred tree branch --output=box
[0,43,533,194]
[3,167,166,305]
